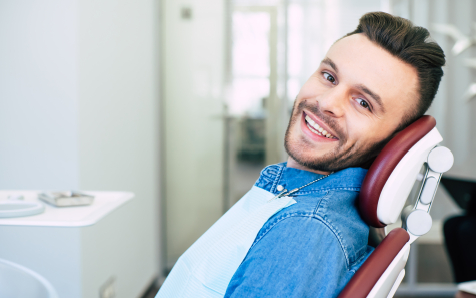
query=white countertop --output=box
[0,191,134,227]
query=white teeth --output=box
[304,115,336,139]
[307,123,321,135]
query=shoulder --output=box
[255,189,370,269]
[247,215,351,274]
[252,190,327,247]
[317,189,371,268]
[226,215,362,298]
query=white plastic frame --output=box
[367,243,410,298]
[377,128,443,225]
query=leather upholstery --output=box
[337,228,410,298]
[358,116,437,228]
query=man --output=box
[224,12,444,297]
[158,11,445,298]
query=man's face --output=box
[285,33,419,172]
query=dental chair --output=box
[338,115,454,298]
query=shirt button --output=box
[277,185,284,192]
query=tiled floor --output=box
[417,243,453,283]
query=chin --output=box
[285,134,332,166]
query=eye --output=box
[356,98,371,111]
[323,72,336,84]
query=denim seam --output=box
[251,212,314,248]
[315,190,353,268]
[315,214,353,269]
[293,187,361,196]
[352,249,368,269]
[313,191,330,217]
[270,164,285,194]
[250,212,352,270]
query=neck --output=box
[286,156,331,175]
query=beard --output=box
[284,99,392,172]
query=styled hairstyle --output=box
[344,12,445,129]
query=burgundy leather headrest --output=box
[337,228,410,298]
[359,116,437,228]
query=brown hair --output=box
[345,12,445,129]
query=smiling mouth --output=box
[304,114,338,139]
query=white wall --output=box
[162,0,225,264]
[0,0,80,190]
[78,0,161,293]
[0,0,161,295]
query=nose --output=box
[316,86,347,118]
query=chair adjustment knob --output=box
[405,210,433,236]
[427,146,454,173]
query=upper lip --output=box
[303,111,338,139]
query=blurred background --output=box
[1,0,476,297]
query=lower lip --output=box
[300,112,338,142]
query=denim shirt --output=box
[224,163,374,298]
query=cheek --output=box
[345,116,377,145]
[346,116,394,149]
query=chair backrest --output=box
[339,115,449,298]
[359,116,441,228]
[338,228,409,298]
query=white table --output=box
[0,190,145,298]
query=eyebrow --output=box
[321,57,338,73]
[321,57,385,112]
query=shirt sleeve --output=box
[224,216,355,298]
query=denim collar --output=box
[260,162,368,196]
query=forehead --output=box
[326,34,419,111]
